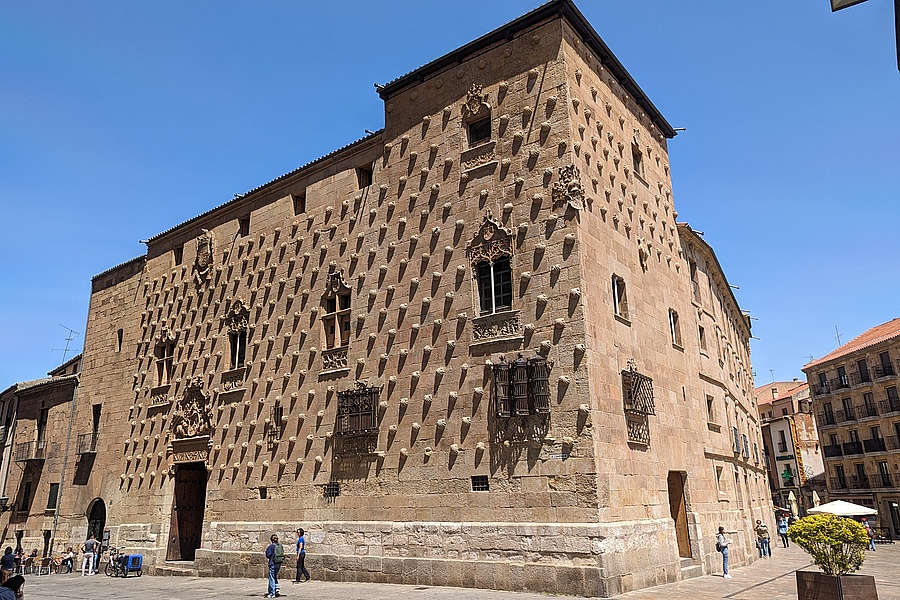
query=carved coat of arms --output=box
[224,298,249,333]
[193,229,214,286]
[463,83,490,118]
[466,212,512,267]
[171,376,213,439]
[552,164,586,211]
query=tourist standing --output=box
[776,515,789,547]
[294,528,310,583]
[716,526,732,578]
[63,547,75,573]
[754,520,771,558]
[862,518,876,551]
[0,575,24,600]
[81,534,98,575]
[264,534,285,598]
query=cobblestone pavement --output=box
[21,543,900,599]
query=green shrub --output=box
[787,514,869,577]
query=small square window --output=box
[116,328,123,353]
[258,486,267,500]
[173,245,184,266]
[467,116,491,147]
[356,165,373,189]
[293,193,306,215]
[239,216,250,237]
[632,146,644,179]
[323,482,340,498]
[471,475,490,492]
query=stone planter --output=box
[796,571,878,600]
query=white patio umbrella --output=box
[807,500,877,516]
[812,490,821,507]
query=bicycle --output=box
[104,547,124,577]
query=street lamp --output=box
[830,0,900,71]
[0,497,11,513]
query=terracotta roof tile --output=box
[804,317,900,370]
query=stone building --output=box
[0,354,82,557]
[755,381,826,515]
[48,1,768,596]
[803,317,900,537]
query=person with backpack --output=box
[264,534,285,598]
[716,526,732,578]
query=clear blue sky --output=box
[1,1,897,387]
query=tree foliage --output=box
[787,514,869,577]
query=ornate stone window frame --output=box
[224,298,249,370]
[321,267,352,375]
[153,327,177,388]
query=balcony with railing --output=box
[873,473,894,489]
[850,370,873,387]
[886,436,900,451]
[881,396,900,415]
[842,441,864,456]
[812,383,832,397]
[816,411,837,427]
[14,441,46,462]
[823,444,843,458]
[829,477,848,491]
[849,475,871,489]
[874,361,898,380]
[76,432,99,455]
[859,402,879,418]
[863,437,887,453]
[829,376,851,393]
[835,407,857,423]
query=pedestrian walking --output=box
[81,534,98,576]
[754,520,771,558]
[716,526,732,578]
[862,518,876,551]
[294,527,310,583]
[776,515,789,548]
[264,534,285,598]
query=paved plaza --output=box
[20,543,900,599]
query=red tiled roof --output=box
[804,318,900,370]
[774,383,807,402]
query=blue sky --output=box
[1,0,897,387]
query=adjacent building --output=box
[0,355,82,556]
[803,317,900,537]
[755,381,826,515]
[1,1,769,596]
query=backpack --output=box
[273,543,285,564]
[715,541,722,552]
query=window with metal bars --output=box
[622,369,655,415]
[492,355,551,417]
[323,482,340,498]
[267,402,284,443]
[471,475,490,492]
[335,384,380,435]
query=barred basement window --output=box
[471,475,490,492]
[323,482,340,498]
[335,384,380,435]
[493,354,552,417]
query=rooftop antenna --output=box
[834,325,843,346]
[769,369,776,383]
[803,354,814,364]
[52,324,81,364]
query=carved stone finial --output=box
[193,229,214,287]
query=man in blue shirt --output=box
[294,528,310,583]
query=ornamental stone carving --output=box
[193,229,214,286]
[322,347,349,371]
[552,164,586,211]
[466,212,512,267]
[171,376,213,440]
[462,83,490,118]
[325,267,351,298]
[473,313,521,341]
[224,298,249,333]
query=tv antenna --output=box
[52,324,82,364]
[834,325,843,346]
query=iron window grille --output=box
[335,384,381,436]
[471,475,490,492]
[323,482,340,498]
[492,355,551,417]
[622,368,655,415]
[267,402,284,443]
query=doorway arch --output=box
[86,498,106,542]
